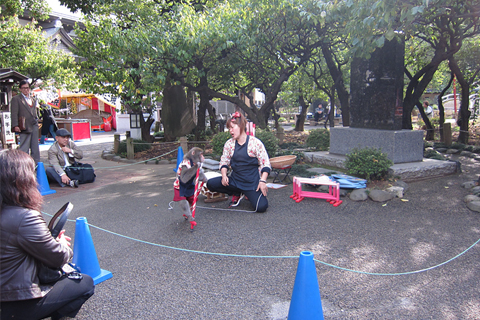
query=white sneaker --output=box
[69,180,79,188]
[229,193,245,207]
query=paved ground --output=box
[38,132,480,319]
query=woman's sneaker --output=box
[229,193,245,207]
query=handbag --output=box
[18,116,26,131]
[66,162,96,184]
[38,264,64,284]
[38,263,82,284]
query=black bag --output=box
[38,264,64,284]
[65,162,96,184]
[38,263,82,284]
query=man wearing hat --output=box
[46,128,89,187]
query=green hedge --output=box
[211,131,231,155]
[345,147,393,181]
[306,129,330,151]
[255,129,278,158]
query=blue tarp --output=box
[330,174,367,189]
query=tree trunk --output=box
[141,116,155,142]
[206,102,216,132]
[321,42,350,126]
[437,72,454,141]
[162,80,195,142]
[449,58,471,144]
[196,100,207,140]
[124,102,154,143]
[416,101,434,140]
[403,36,461,129]
[325,86,335,128]
[295,94,308,131]
[403,62,441,129]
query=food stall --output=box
[55,118,92,141]
[61,93,117,131]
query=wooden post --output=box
[443,122,452,146]
[179,136,188,154]
[276,126,285,145]
[126,137,134,160]
[113,134,120,154]
[154,121,161,132]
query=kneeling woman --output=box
[207,112,271,212]
[0,149,94,320]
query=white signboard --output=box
[1,112,16,144]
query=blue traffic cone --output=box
[173,146,184,173]
[36,162,56,196]
[72,217,112,285]
[287,251,324,320]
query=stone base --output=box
[303,151,458,182]
[330,127,424,164]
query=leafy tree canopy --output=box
[1,0,50,20]
[0,16,78,89]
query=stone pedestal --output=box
[329,127,424,163]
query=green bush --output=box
[306,129,330,151]
[279,142,302,150]
[345,147,393,181]
[450,142,466,150]
[424,149,445,160]
[472,146,480,154]
[116,139,152,157]
[289,164,314,178]
[433,142,446,148]
[424,140,434,148]
[153,131,164,138]
[211,131,231,155]
[256,129,278,158]
[278,117,287,123]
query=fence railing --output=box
[114,132,211,160]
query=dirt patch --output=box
[451,122,480,145]
[282,130,310,145]
[366,179,397,190]
[134,142,180,161]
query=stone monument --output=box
[329,38,424,163]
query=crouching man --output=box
[46,128,95,188]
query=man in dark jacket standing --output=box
[10,80,40,163]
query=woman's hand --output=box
[221,175,229,186]
[57,230,72,247]
[257,181,268,196]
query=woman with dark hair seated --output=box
[0,149,94,320]
[206,112,271,212]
